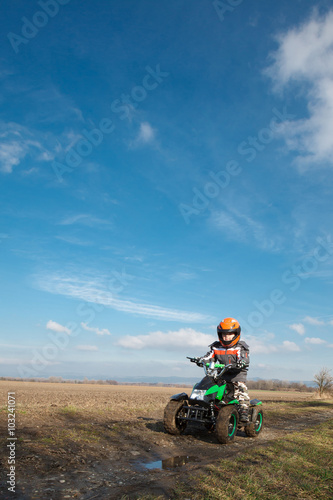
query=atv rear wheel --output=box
[163,400,187,435]
[216,406,238,444]
[245,407,264,437]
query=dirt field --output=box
[0,381,332,499]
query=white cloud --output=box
[303,316,325,326]
[81,322,111,336]
[76,345,98,351]
[305,337,326,344]
[117,328,215,351]
[245,334,301,353]
[130,122,156,148]
[282,340,301,352]
[59,214,111,227]
[0,357,28,365]
[21,167,39,176]
[211,207,281,252]
[171,272,196,281]
[237,335,278,354]
[0,344,32,349]
[266,10,333,167]
[46,320,71,335]
[256,363,271,369]
[289,323,305,335]
[0,121,54,174]
[55,236,93,247]
[37,273,213,323]
[0,142,27,173]
[137,122,155,143]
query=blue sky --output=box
[1,0,333,382]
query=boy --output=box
[200,317,250,422]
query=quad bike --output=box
[163,357,263,444]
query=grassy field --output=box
[0,381,332,499]
[173,418,333,500]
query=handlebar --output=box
[187,356,203,365]
[187,356,234,378]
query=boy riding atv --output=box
[200,317,250,422]
[163,317,263,443]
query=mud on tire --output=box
[216,406,239,444]
[245,407,264,438]
[163,400,187,435]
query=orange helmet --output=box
[217,317,241,347]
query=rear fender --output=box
[250,398,262,406]
[170,392,188,402]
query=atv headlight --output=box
[190,389,207,400]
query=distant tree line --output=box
[0,376,119,385]
[0,375,319,391]
[247,379,315,392]
[2,369,332,397]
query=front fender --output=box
[170,392,188,402]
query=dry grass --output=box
[174,419,333,500]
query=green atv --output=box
[163,357,263,444]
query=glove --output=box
[236,360,248,369]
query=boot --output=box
[239,407,249,423]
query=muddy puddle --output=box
[142,455,199,470]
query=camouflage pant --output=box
[233,381,250,408]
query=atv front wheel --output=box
[163,400,187,435]
[245,407,264,437]
[216,406,239,444]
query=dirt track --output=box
[0,382,332,499]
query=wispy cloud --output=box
[46,320,71,335]
[140,122,155,140]
[36,273,213,323]
[0,121,54,174]
[211,207,281,252]
[244,334,301,353]
[21,167,39,176]
[303,316,325,326]
[81,322,111,336]
[130,122,156,148]
[305,337,326,344]
[76,345,98,351]
[124,255,144,263]
[26,84,84,125]
[266,10,333,167]
[282,340,301,352]
[55,236,93,247]
[117,328,215,351]
[58,214,112,227]
[289,323,305,335]
[171,271,196,281]
[0,357,31,365]
[243,334,279,354]
[0,142,27,173]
